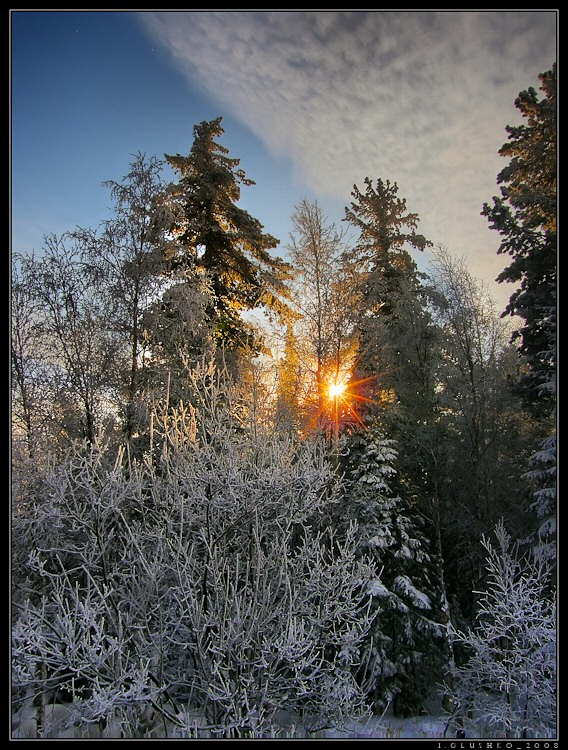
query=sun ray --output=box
[343,401,367,428]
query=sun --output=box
[328,380,347,400]
[312,365,380,439]
[321,369,380,435]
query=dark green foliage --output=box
[337,427,450,716]
[482,63,557,571]
[343,177,437,432]
[344,177,430,264]
[482,64,556,419]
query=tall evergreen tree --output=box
[338,427,450,717]
[482,64,557,562]
[154,117,292,355]
[343,177,434,423]
[482,64,556,419]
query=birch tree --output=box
[285,199,357,432]
[15,235,123,448]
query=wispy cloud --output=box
[138,10,556,305]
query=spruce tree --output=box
[341,180,452,714]
[482,64,557,564]
[155,117,292,355]
[343,177,435,424]
[339,427,450,717]
[482,64,556,419]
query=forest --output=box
[11,65,556,740]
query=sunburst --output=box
[323,371,379,440]
[327,379,348,401]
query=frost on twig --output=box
[12,372,381,738]
[442,520,556,739]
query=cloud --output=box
[138,10,556,307]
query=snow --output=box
[393,574,432,609]
[11,702,451,739]
[14,702,555,740]
[366,578,390,597]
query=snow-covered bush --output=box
[442,520,556,739]
[12,368,381,738]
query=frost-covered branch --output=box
[442,520,556,739]
[12,376,382,738]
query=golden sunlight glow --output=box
[308,362,381,440]
[328,380,347,400]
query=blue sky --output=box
[11,10,557,311]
